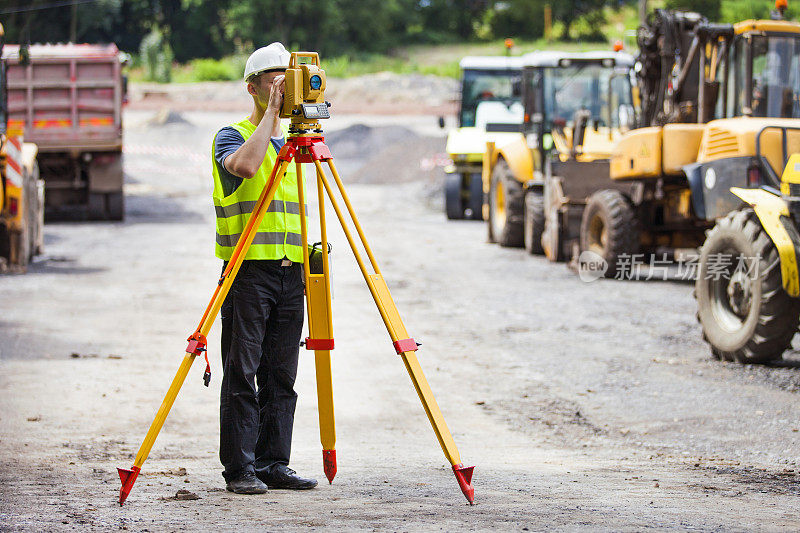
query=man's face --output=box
[248,70,285,109]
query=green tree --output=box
[167,0,232,61]
[720,0,797,23]
[551,0,608,40]
[488,0,547,40]
[419,0,490,41]
[140,25,173,82]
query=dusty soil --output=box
[1,108,800,531]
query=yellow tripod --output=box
[118,64,474,507]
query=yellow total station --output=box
[281,52,329,134]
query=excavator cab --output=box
[523,52,635,162]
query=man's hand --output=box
[267,75,285,114]
[224,73,285,180]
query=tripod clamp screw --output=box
[393,338,420,355]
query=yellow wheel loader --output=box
[444,56,523,220]
[0,25,43,270]
[481,51,636,256]
[696,154,800,364]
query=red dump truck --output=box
[3,43,124,220]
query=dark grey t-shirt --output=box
[213,125,286,197]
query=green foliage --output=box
[572,9,608,41]
[140,27,174,83]
[720,0,797,22]
[551,0,609,40]
[488,0,547,39]
[665,0,721,20]
[321,54,462,78]
[25,0,800,77]
[190,58,237,81]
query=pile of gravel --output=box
[325,124,446,185]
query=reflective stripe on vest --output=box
[214,200,308,219]
[212,119,305,262]
[216,231,304,248]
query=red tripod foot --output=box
[452,463,475,504]
[323,449,337,484]
[117,465,141,506]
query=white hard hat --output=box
[243,42,290,81]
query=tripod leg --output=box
[118,157,291,505]
[312,159,475,504]
[296,161,337,483]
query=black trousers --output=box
[219,259,305,481]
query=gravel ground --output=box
[1,109,800,531]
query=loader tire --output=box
[488,159,524,247]
[580,189,639,277]
[88,191,125,221]
[10,166,36,268]
[0,225,9,264]
[542,178,565,262]
[467,172,484,220]
[88,192,106,221]
[10,222,31,269]
[695,208,800,364]
[445,172,464,220]
[32,163,45,255]
[523,189,545,255]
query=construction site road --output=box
[1,109,800,531]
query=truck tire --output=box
[488,159,524,247]
[445,172,464,220]
[11,222,31,269]
[88,191,124,221]
[580,190,639,277]
[88,192,106,221]
[467,172,484,220]
[523,189,545,255]
[107,191,124,221]
[695,208,800,364]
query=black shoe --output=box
[260,465,318,490]
[226,471,268,494]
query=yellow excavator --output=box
[568,6,800,278]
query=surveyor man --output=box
[211,42,318,494]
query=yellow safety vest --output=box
[212,118,305,262]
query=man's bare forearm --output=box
[225,110,280,179]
